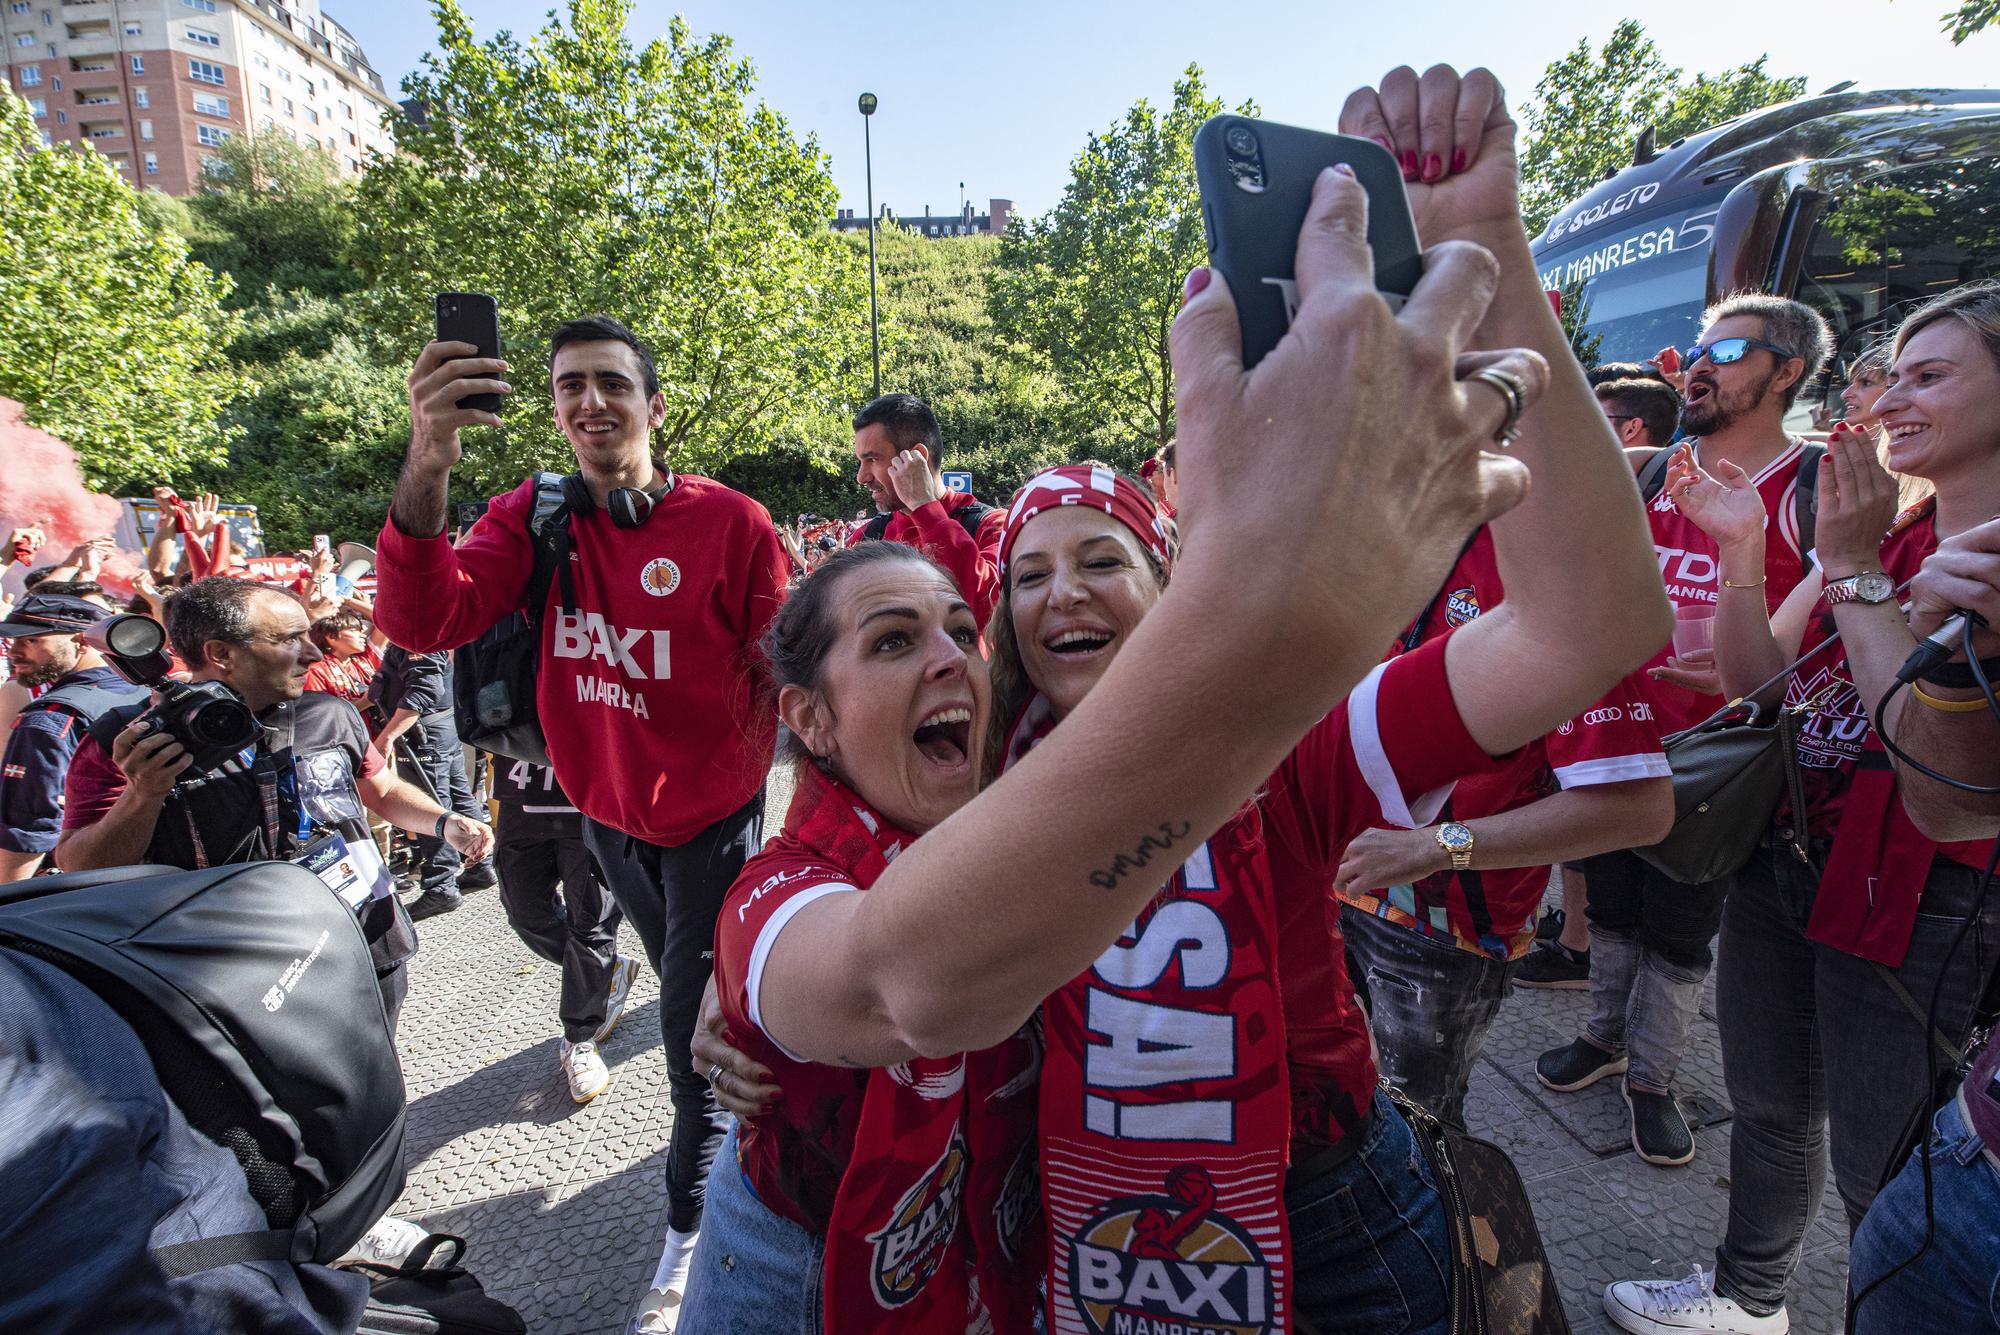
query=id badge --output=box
[296,832,393,911]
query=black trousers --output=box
[583,795,764,1233]
[1578,847,1729,971]
[494,814,621,1043]
[399,715,487,895]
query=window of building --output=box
[278,68,290,83]
[304,133,318,147]
[6,3,27,15]
[345,129,355,147]
[139,119,152,140]
[123,22,141,36]
[185,26,219,47]
[40,8,50,25]
[133,86,148,107]
[346,157,359,173]
[18,65,40,86]
[184,0,218,10]
[306,106,318,124]
[54,109,64,123]
[87,124,120,139]
[282,96,293,115]
[130,54,144,74]
[254,53,268,69]
[260,114,273,130]
[13,33,35,47]
[197,123,228,147]
[193,91,227,116]
[189,59,223,85]
[144,152,159,174]
[49,76,58,90]
[260,85,270,104]
[341,100,352,119]
[26,97,44,117]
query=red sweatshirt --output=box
[375,474,790,846]
[847,491,1006,628]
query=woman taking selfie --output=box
[1604,281,2000,1334]
[680,65,1670,1335]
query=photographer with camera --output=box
[52,577,494,1033]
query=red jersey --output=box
[302,644,380,704]
[847,491,1006,629]
[374,474,789,846]
[1345,533,1669,960]
[1641,438,1814,734]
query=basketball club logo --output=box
[1444,586,1482,626]
[868,1127,969,1308]
[1069,1165,1274,1334]
[640,557,680,597]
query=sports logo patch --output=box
[1444,586,1481,626]
[869,1126,968,1309]
[992,1142,1040,1262]
[1069,1165,1274,1334]
[640,557,680,597]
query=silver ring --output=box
[1468,367,1527,447]
[707,1062,725,1086]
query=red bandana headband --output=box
[998,465,1171,577]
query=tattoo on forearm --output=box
[389,459,450,539]
[1090,819,1194,891]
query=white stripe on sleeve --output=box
[1553,753,1673,788]
[746,882,859,1063]
[1349,660,1456,829]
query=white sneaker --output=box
[1605,1266,1789,1334]
[632,1284,683,1333]
[335,1213,429,1268]
[595,953,640,1043]
[561,1037,611,1103]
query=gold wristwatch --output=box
[1435,821,1475,871]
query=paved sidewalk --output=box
[390,864,1850,1335]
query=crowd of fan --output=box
[2,61,1999,1335]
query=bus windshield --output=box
[1534,186,1734,367]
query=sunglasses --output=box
[1684,337,1791,368]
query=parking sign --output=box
[941,471,973,494]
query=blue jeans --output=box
[1579,848,1726,1092]
[1343,907,1515,1129]
[680,1125,825,1335]
[1849,1092,2000,1334]
[1287,1088,1453,1335]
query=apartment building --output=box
[3,0,395,194]
[833,198,1015,239]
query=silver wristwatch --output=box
[1822,570,1895,608]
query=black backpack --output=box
[0,862,408,1269]
[1636,441,1824,556]
[860,499,994,543]
[453,474,575,767]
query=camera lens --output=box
[104,614,166,658]
[1225,124,1259,158]
[186,696,257,748]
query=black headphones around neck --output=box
[560,470,673,529]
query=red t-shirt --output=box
[302,644,381,704]
[1641,439,1814,734]
[847,491,1006,630]
[374,475,790,845]
[1345,533,1669,959]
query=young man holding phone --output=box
[373,314,789,1325]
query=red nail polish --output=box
[1399,149,1419,181]
[1422,153,1443,182]
[1451,148,1469,174]
[1183,267,1211,302]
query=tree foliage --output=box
[990,67,1251,462]
[1517,21,1805,234]
[1940,0,1996,42]
[353,0,867,500]
[0,89,241,489]
[190,134,364,304]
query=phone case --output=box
[434,292,503,414]
[1193,117,1422,368]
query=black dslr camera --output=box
[83,614,263,775]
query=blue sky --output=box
[329,0,1998,219]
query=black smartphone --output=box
[1192,116,1424,368]
[433,291,503,414]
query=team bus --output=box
[1531,86,2000,423]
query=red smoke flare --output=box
[0,397,141,594]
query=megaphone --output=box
[334,542,375,596]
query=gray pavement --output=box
[389,852,1851,1334]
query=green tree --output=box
[0,90,241,488]
[190,134,363,304]
[1940,0,1996,41]
[353,0,867,500]
[1518,21,1805,234]
[989,67,1251,462]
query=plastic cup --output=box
[1672,605,1715,658]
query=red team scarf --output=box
[1002,701,1296,1334]
[778,765,1044,1335]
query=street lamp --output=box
[859,91,880,399]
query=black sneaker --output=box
[456,861,498,892]
[1625,1083,1696,1165]
[1535,908,1566,942]
[406,888,464,921]
[1514,940,1590,990]
[1536,1037,1628,1092]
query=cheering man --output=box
[848,393,1006,625]
[373,316,789,1322]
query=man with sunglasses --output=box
[1536,295,1832,1170]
